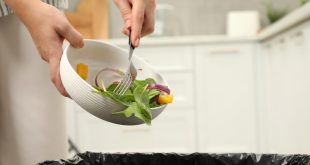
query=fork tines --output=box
[113,72,133,95]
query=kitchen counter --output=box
[258,2,310,41]
[108,2,310,46]
[108,35,257,46]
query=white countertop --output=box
[107,3,310,46]
[258,2,310,41]
[108,35,257,46]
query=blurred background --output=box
[64,0,310,157]
[65,0,301,38]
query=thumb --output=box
[58,23,84,48]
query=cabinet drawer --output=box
[195,43,257,153]
[133,46,194,71]
[76,110,195,152]
[160,72,195,109]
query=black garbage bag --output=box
[39,152,310,165]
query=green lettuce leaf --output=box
[97,91,133,107]
[148,89,160,99]
[94,78,161,125]
[112,102,151,125]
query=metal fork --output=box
[113,31,137,95]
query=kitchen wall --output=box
[108,0,299,38]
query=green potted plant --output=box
[300,0,310,6]
[263,0,288,24]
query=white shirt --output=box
[0,0,68,17]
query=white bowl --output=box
[60,39,167,125]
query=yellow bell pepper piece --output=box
[158,94,174,105]
[76,63,88,80]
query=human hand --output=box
[7,0,84,97]
[114,0,156,47]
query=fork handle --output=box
[128,30,135,60]
[128,31,135,49]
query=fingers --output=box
[49,57,70,97]
[140,1,155,37]
[116,0,156,47]
[114,0,132,35]
[56,20,84,48]
[42,34,70,97]
[131,0,146,47]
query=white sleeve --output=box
[0,0,68,18]
[0,0,11,17]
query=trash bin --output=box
[39,152,310,165]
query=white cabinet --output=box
[134,45,194,71]
[66,20,310,154]
[195,43,258,153]
[67,41,259,154]
[259,21,310,154]
[305,21,310,53]
[75,107,195,153]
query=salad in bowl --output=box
[77,63,173,125]
[60,39,172,125]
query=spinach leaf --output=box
[148,89,160,99]
[106,83,133,95]
[94,78,161,125]
[106,83,118,92]
[131,84,153,124]
[133,78,156,88]
[134,85,150,111]
[149,101,160,108]
[97,91,133,107]
[113,102,151,125]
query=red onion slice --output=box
[94,68,124,88]
[148,84,170,94]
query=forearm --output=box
[4,0,83,97]
[4,0,43,25]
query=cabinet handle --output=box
[209,49,240,55]
[278,38,285,44]
[290,31,304,38]
[291,31,305,45]
[295,31,303,37]
[264,44,272,48]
